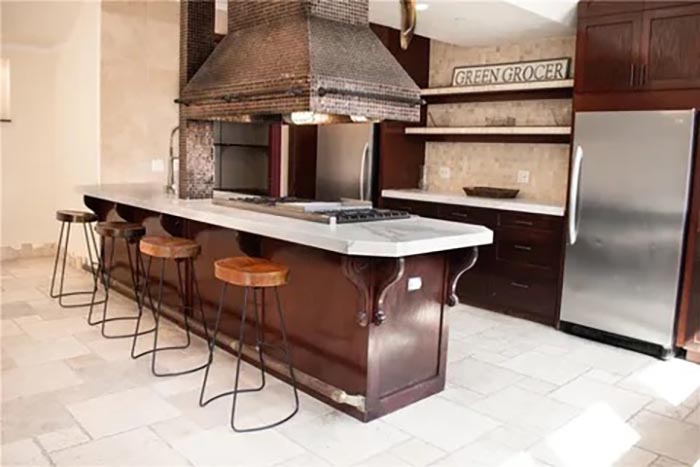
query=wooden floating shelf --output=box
[405,126,572,144]
[421,79,574,104]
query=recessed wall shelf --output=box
[405,126,571,144]
[421,79,574,104]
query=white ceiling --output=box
[369,0,577,47]
[215,0,577,47]
[2,0,576,49]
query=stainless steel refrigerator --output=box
[315,123,377,202]
[560,110,697,357]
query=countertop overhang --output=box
[79,184,493,258]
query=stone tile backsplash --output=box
[425,36,575,206]
[425,143,570,205]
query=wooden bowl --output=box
[463,186,519,199]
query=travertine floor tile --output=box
[1,438,52,466]
[630,411,700,465]
[173,425,305,467]
[471,386,579,432]
[36,426,91,452]
[447,358,524,395]
[279,412,409,466]
[2,258,699,467]
[549,375,651,420]
[66,387,181,439]
[382,396,500,451]
[49,427,189,466]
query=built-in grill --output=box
[212,193,411,225]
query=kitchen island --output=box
[80,184,492,421]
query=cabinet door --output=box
[576,13,643,93]
[640,4,700,90]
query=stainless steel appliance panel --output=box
[561,110,696,349]
[315,123,375,201]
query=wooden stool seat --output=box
[140,236,200,259]
[95,222,146,240]
[56,210,97,223]
[214,257,289,288]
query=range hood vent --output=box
[179,0,422,123]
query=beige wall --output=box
[1,1,100,259]
[100,0,180,185]
[425,36,575,206]
[0,1,180,260]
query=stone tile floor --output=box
[1,257,699,467]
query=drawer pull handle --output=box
[451,212,470,219]
[513,220,534,226]
[513,244,532,251]
[510,281,530,289]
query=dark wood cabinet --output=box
[575,1,700,110]
[380,197,564,326]
[576,12,642,93]
[641,4,700,90]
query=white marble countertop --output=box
[79,184,493,258]
[382,189,565,217]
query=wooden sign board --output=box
[452,58,571,87]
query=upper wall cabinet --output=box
[641,4,700,90]
[576,12,642,93]
[575,1,700,110]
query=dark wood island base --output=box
[85,195,480,422]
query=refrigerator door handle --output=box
[359,142,369,201]
[568,145,584,245]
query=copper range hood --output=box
[178,0,422,124]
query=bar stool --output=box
[199,256,299,432]
[50,210,102,308]
[88,222,153,340]
[132,236,211,377]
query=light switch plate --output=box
[517,170,530,184]
[439,166,451,180]
[151,159,165,173]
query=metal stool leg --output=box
[132,254,158,359]
[49,221,66,300]
[81,222,100,294]
[50,220,105,308]
[199,282,228,407]
[91,238,155,339]
[230,286,299,432]
[132,256,210,377]
[200,286,265,407]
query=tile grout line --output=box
[30,436,57,467]
[143,424,196,467]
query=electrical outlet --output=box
[151,159,165,173]
[439,166,451,180]
[407,276,422,291]
[517,170,530,184]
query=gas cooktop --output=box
[211,194,411,224]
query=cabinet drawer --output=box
[492,267,558,323]
[496,228,561,269]
[438,205,497,226]
[498,211,561,231]
[380,198,438,218]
